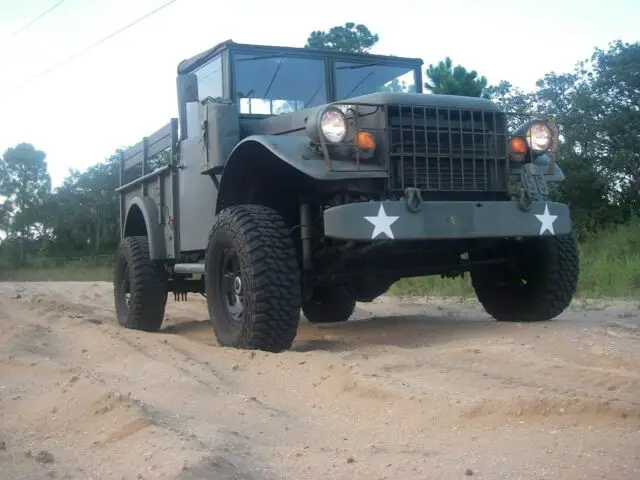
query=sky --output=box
[0,0,638,188]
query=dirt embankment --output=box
[1,281,639,480]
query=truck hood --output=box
[337,92,500,111]
[242,92,501,137]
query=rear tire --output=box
[205,205,302,352]
[114,236,167,332]
[302,286,356,323]
[471,233,579,322]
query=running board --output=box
[173,263,205,275]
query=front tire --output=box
[471,233,579,322]
[302,286,356,324]
[205,205,302,352]
[113,236,168,332]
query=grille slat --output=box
[387,105,509,192]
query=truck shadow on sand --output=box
[292,314,517,352]
[161,312,526,353]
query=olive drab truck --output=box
[114,39,579,352]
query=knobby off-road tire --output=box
[205,205,302,353]
[471,233,580,323]
[114,236,168,332]
[302,286,356,324]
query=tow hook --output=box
[404,187,423,213]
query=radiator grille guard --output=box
[314,102,519,194]
[386,105,509,193]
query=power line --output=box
[2,0,66,43]
[0,0,177,97]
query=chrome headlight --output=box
[524,121,552,152]
[320,107,347,143]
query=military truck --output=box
[113,39,579,352]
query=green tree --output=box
[480,41,640,237]
[587,39,640,215]
[305,22,379,53]
[0,143,52,263]
[425,57,489,97]
[486,80,534,113]
[45,153,122,256]
[534,40,640,227]
[379,77,414,93]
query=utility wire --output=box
[2,0,66,43]
[0,0,177,96]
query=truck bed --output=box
[116,118,180,260]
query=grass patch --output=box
[0,256,113,282]
[1,220,639,299]
[0,266,112,282]
[575,220,640,299]
[389,275,474,298]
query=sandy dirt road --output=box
[0,281,639,480]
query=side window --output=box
[194,55,223,101]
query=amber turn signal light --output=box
[509,137,528,154]
[356,131,376,150]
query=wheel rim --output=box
[115,259,132,323]
[219,248,244,327]
[118,262,132,314]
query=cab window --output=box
[334,61,417,100]
[234,53,327,115]
[194,55,223,102]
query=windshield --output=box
[234,53,327,115]
[334,61,417,100]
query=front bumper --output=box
[323,200,572,241]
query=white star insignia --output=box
[534,203,558,235]
[364,204,399,239]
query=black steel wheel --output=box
[218,247,245,328]
[471,233,579,322]
[113,236,167,331]
[302,286,356,323]
[205,205,302,352]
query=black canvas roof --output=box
[176,39,423,75]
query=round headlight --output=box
[320,108,347,143]
[525,121,552,152]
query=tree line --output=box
[1,23,638,267]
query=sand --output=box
[0,281,639,479]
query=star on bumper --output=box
[535,203,558,235]
[364,204,399,239]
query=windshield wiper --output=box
[344,71,375,98]
[236,54,285,101]
[262,56,284,99]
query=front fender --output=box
[215,135,388,213]
[124,196,166,260]
[227,135,388,179]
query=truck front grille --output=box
[386,105,509,192]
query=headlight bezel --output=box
[524,120,552,153]
[509,118,557,165]
[319,107,348,144]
